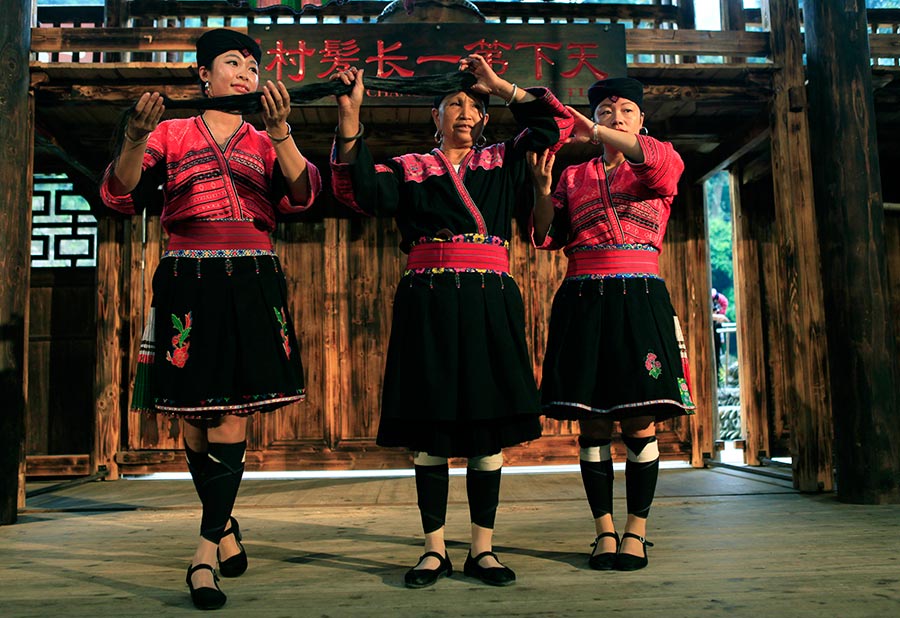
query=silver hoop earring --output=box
[434,129,442,144]
[639,127,649,136]
[475,134,487,148]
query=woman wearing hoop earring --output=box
[330,56,572,588]
[100,29,321,610]
[528,77,695,572]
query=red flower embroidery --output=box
[166,311,192,368]
[645,351,662,379]
[274,306,291,359]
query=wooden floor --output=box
[3,466,899,617]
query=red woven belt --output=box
[166,220,272,251]
[565,248,660,277]
[406,242,510,273]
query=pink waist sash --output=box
[406,242,510,273]
[166,220,272,251]
[565,248,660,277]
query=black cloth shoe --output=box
[404,551,452,589]
[217,516,248,578]
[463,551,516,587]
[588,531,619,571]
[186,563,227,610]
[615,532,654,571]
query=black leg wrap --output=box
[623,435,659,519]
[466,468,502,529]
[415,463,449,534]
[184,442,208,504]
[199,441,246,544]
[580,457,614,519]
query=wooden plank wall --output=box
[28,270,95,467]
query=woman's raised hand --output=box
[527,150,555,197]
[127,92,165,140]
[565,105,595,145]
[331,67,365,113]
[261,80,292,135]
[459,54,503,96]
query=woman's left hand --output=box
[459,53,502,96]
[261,80,292,136]
[565,105,596,145]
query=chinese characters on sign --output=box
[250,24,626,105]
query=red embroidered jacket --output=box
[100,117,321,231]
[534,134,683,253]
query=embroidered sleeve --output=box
[509,87,574,157]
[329,138,400,216]
[629,134,684,197]
[99,129,166,215]
[273,158,323,213]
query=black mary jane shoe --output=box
[463,551,516,587]
[186,563,227,610]
[615,532,654,571]
[218,516,248,578]
[588,531,619,571]
[404,551,453,589]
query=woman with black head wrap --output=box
[100,28,321,610]
[330,57,572,588]
[528,77,695,571]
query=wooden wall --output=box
[26,270,95,476]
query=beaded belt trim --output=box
[565,246,660,279]
[166,220,272,251]
[405,238,510,274]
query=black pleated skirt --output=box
[540,276,695,422]
[376,271,543,457]
[132,252,305,419]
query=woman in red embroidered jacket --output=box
[100,29,321,610]
[529,77,695,572]
[330,58,572,588]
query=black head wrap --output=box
[196,29,262,70]
[587,77,644,115]
[432,89,490,112]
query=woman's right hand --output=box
[332,67,364,114]
[527,149,555,196]
[127,92,165,141]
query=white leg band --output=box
[579,444,612,463]
[467,452,503,471]
[626,440,660,463]
[414,451,448,466]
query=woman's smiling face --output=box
[199,50,260,97]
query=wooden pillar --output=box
[731,167,770,466]
[0,0,33,524]
[720,0,747,63]
[762,0,833,492]
[804,4,900,503]
[664,176,715,467]
[93,218,123,481]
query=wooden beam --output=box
[626,29,770,58]
[29,27,773,60]
[694,113,770,183]
[763,0,833,492]
[805,2,900,503]
[0,0,32,525]
[731,168,771,466]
